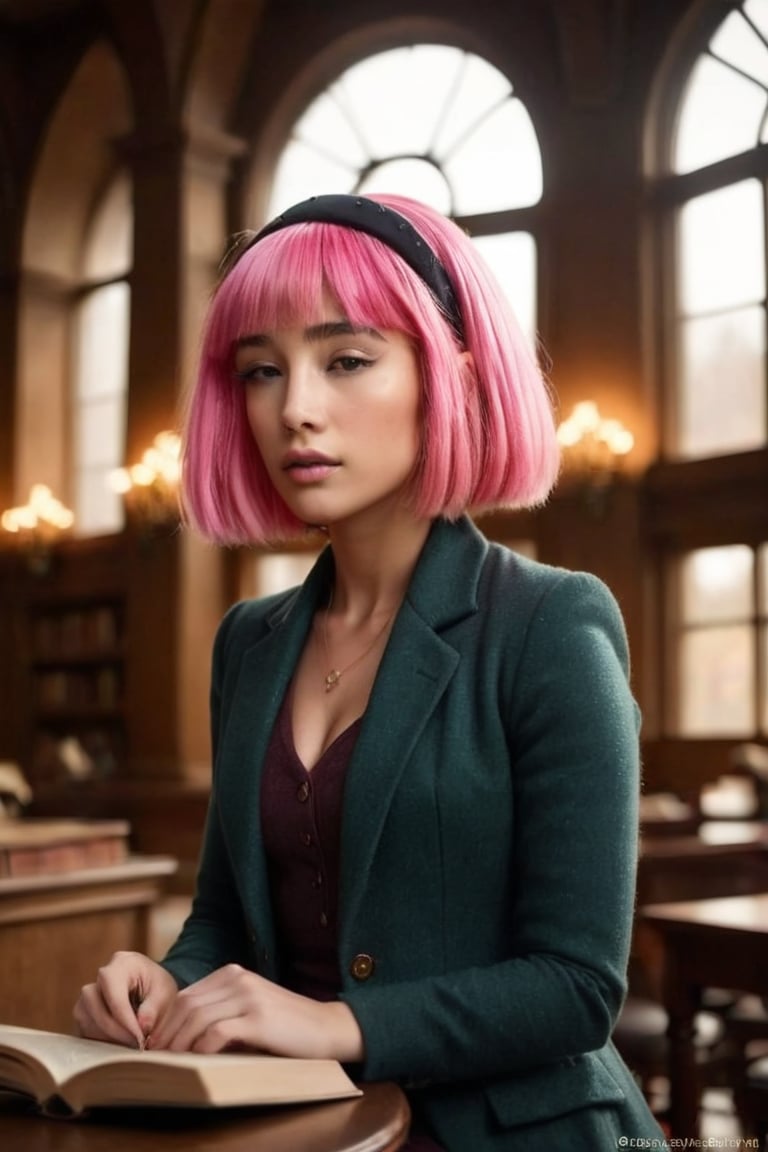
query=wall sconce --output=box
[557,401,634,512]
[0,484,75,574]
[109,430,182,530]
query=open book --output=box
[0,1024,361,1116]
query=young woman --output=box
[74,193,665,1150]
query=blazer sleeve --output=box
[340,570,641,1084]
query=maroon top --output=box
[260,688,444,1152]
[260,688,361,1000]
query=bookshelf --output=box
[0,524,221,804]
[27,596,127,777]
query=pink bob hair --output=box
[181,192,560,545]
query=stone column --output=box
[121,121,245,782]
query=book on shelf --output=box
[35,667,122,712]
[31,602,122,660]
[88,605,120,650]
[0,1025,362,1116]
[0,819,130,878]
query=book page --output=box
[0,1025,140,1087]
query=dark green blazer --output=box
[163,516,664,1150]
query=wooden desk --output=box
[639,793,700,838]
[638,821,768,905]
[0,1081,411,1152]
[635,823,768,998]
[0,856,177,1033]
[642,893,768,1138]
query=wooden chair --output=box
[720,995,768,1130]
[614,995,730,1118]
[741,1056,768,1140]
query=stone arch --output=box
[183,0,269,136]
[16,39,132,505]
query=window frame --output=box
[663,543,766,738]
[644,1,768,746]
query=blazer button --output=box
[349,953,375,981]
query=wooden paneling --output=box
[0,856,176,1032]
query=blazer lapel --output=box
[216,547,335,957]
[339,516,487,934]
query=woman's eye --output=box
[330,355,372,373]
[233,363,281,383]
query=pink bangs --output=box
[206,224,439,354]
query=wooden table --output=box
[642,892,768,1137]
[0,856,177,1033]
[635,821,768,999]
[638,821,768,905]
[0,1081,411,1152]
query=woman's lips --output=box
[282,452,340,483]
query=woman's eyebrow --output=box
[234,321,385,350]
[234,334,268,350]
[304,321,385,342]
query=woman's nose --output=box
[281,365,323,431]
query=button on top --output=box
[296,781,310,803]
[349,953,375,981]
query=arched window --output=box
[266,43,542,342]
[18,40,132,538]
[73,173,132,535]
[666,0,767,460]
[651,1,768,741]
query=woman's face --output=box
[235,300,423,531]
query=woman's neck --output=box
[325,514,433,623]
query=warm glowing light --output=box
[108,431,181,527]
[556,401,635,513]
[557,401,634,473]
[0,484,75,572]
[1,485,74,535]
[108,468,132,495]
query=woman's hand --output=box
[73,951,179,1049]
[147,964,364,1062]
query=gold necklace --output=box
[320,592,395,693]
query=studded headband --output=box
[249,194,465,341]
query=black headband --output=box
[250,194,464,341]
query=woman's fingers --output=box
[150,966,248,1051]
[73,951,178,1048]
[95,955,149,1045]
[73,980,143,1047]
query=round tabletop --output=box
[0,1081,411,1152]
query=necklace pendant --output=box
[325,669,341,692]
